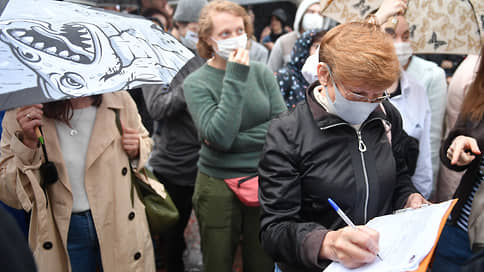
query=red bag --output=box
[224,175,260,207]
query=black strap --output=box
[237,174,258,187]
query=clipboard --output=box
[409,199,458,272]
[323,199,458,272]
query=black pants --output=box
[154,172,195,272]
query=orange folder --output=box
[410,199,458,272]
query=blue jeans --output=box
[275,263,282,272]
[432,223,472,272]
[67,210,103,272]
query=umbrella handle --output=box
[35,127,44,145]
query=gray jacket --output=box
[142,55,205,186]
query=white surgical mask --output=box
[324,65,379,125]
[211,34,247,60]
[394,42,413,67]
[302,13,323,32]
[302,53,319,84]
[180,30,199,50]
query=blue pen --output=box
[328,198,383,261]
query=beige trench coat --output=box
[0,91,155,272]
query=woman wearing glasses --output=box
[258,22,428,272]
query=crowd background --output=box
[0,0,481,272]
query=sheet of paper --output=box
[323,200,453,272]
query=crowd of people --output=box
[0,0,483,271]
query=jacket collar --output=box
[305,81,390,129]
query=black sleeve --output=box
[440,116,472,172]
[258,115,328,270]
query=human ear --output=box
[317,63,329,86]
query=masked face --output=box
[323,65,379,125]
[180,30,199,50]
[302,53,319,84]
[302,13,323,32]
[211,34,247,60]
[394,42,413,67]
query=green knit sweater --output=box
[184,61,286,179]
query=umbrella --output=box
[320,0,483,55]
[0,0,194,111]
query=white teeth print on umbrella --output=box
[0,0,194,111]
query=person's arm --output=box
[0,109,42,211]
[383,101,421,209]
[373,0,408,25]
[259,115,329,270]
[184,58,250,151]
[440,117,480,172]
[267,38,284,73]
[227,64,286,152]
[427,67,448,180]
[142,56,205,121]
[265,63,287,118]
[411,104,433,199]
[121,92,153,170]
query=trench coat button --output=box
[128,211,135,220]
[43,242,53,250]
[122,167,128,176]
[134,252,141,260]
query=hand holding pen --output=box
[318,198,382,269]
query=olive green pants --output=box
[192,172,273,272]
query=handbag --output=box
[224,174,260,207]
[113,109,179,234]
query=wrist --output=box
[319,231,337,261]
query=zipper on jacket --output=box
[320,117,386,223]
[357,117,386,223]
[357,130,369,223]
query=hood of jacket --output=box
[293,0,320,33]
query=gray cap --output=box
[173,0,208,23]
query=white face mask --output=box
[394,42,413,67]
[302,53,319,84]
[302,13,323,32]
[324,64,379,125]
[211,34,247,60]
[180,30,199,50]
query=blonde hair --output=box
[197,0,253,59]
[319,22,400,91]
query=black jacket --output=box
[143,55,205,186]
[258,82,419,272]
[441,116,484,227]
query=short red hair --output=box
[319,22,400,91]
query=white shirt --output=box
[406,56,447,184]
[390,71,433,198]
[55,106,97,212]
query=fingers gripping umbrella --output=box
[0,0,194,111]
[320,0,483,55]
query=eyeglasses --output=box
[328,68,390,103]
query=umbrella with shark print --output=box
[0,0,194,111]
